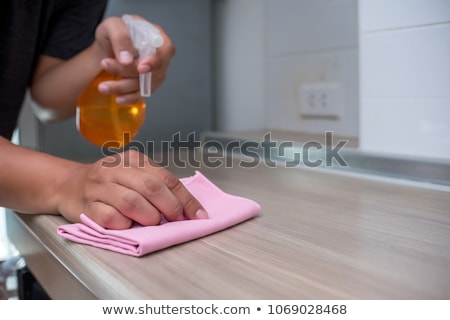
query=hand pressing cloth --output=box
[57,171,261,257]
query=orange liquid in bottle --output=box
[77,70,146,148]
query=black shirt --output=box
[0,0,107,139]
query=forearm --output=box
[0,136,78,215]
[30,42,104,121]
[29,15,175,123]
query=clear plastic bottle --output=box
[76,70,146,148]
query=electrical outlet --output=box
[298,82,342,118]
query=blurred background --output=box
[2,0,450,297]
[15,0,450,161]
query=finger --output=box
[101,58,138,78]
[101,151,185,222]
[114,173,183,225]
[115,92,142,105]
[100,151,207,222]
[117,169,185,222]
[137,44,174,73]
[101,17,136,65]
[142,158,209,220]
[138,55,162,73]
[137,24,175,73]
[136,57,168,93]
[91,182,162,226]
[87,201,133,230]
[150,167,208,220]
[98,78,139,95]
[141,173,186,222]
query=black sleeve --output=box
[42,0,108,60]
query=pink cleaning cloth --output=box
[57,171,260,257]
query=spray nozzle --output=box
[122,14,164,97]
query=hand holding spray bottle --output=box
[77,15,164,148]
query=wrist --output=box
[52,160,85,220]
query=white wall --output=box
[214,0,266,131]
[359,0,450,159]
[215,0,359,136]
[215,0,450,160]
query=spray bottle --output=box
[77,15,164,148]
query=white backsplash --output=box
[359,0,450,159]
[215,0,359,136]
[215,0,450,160]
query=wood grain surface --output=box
[6,150,450,299]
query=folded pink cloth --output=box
[57,171,260,257]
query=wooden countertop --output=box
[6,151,450,299]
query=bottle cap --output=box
[123,14,164,97]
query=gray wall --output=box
[35,0,214,161]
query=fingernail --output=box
[195,209,209,219]
[138,64,151,73]
[119,50,133,64]
[101,59,109,69]
[116,96,127,104]
[98,83,109,94]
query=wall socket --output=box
[298,82,342,118]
